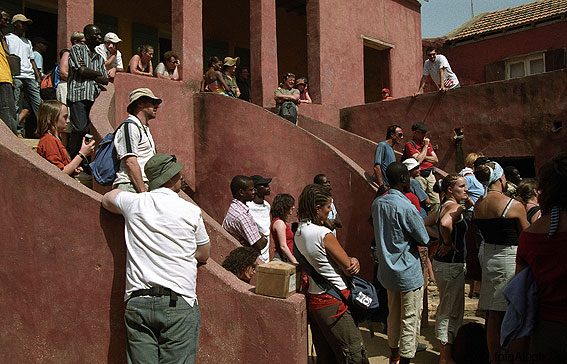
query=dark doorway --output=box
[24,7,57,73]
[490,156,536,179]
[364,44,390,103]
[276,0,307,83]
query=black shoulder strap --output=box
[293,241,352,308]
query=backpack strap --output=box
[293,241,353,308]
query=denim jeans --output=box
[13,77,41,135]
[125,295,200,364]
[0,82,17,134]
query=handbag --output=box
[293,242,379,324]
[6,54,20,77]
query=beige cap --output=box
[223,57,240,67]
[12,14,32,24]
[128,88,162,108]
[104,32,122,43]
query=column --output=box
[57,0,93,51]
[250,0,278,108]
[306,0,321,104]
[172,0,203,89]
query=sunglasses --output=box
[397,132,404,137]
[427,53,436,57]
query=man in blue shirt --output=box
[372,162,430,364]
[373,124,404,187]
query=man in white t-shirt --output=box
[102,153,210,364]
[5,14,42,136]
[94,32,123,81]
[417,47,459,94]
[113,88,161,192]
[246,175,272,263]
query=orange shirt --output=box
[0,40,13,84]
[37,133,70,170]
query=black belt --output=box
[130,286,179,307]
[420,168,433,178]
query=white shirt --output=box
[5,33,35,79]
[115,188,210,305]
[329,200,338,237]
[423,54,459,89]
[33,50,43,74]
[294,221,347,294]
[113,115,156,187]
[246,200,271,263]
[94,43,123,70]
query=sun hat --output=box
[144,154,184,191]
[128,88,162,109]
[295,79,306,86]
[12,14,32,24]
[402,158,420,171]
[223,57,240,67]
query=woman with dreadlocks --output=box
[294,184,369,364]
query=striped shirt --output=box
[67,44,106,102]
[222,199,262,246]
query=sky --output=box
[421,0,536,38]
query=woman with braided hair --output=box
[473,160,528,363]
[294,184,369,364]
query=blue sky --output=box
[421,0,536,38]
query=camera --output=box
[84,133,93,143]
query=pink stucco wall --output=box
[309,0,422,108]
[192,93,378,280]
[340,69,567,173]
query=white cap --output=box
[104,32,122,43]
[402,158,420,171]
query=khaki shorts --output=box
[433,260,465,344]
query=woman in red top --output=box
[516,152,567,363]
[36,100,95,176]
[270,193,297,264]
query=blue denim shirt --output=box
[464,174,484,211]
[372,189,430,292]
[374,141,396,185]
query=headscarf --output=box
[479,161,504,196]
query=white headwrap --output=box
[480,161,504,196]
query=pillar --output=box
[172,0,203,89]
[250,0,278,108]
[57,0,93,51]
[306,0,321,104]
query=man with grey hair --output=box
[102,153,210,364]
[112,88,161,193]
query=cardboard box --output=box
[256,261,299,298]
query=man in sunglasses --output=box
[374,124,404,187]
[113,88,161,193]
[417,47,459,94]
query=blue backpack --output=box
[90,120,141,186]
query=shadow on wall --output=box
[340,69,567,172]
[192,93,378,281]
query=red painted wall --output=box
[192,93,379,281]
[442,21,567,86]
[341,69,567,173]
[310,0,422,108]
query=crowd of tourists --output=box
[1,12,565,364]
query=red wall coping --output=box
[0,120,307,363]
[192,93,378,281]
[340,69,567,173]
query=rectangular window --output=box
[505,52,545,80]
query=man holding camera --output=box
[404,122,440,215]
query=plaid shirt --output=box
[222,199,261,246]
[67,44,106,102]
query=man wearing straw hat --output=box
[102,153,210,364]
[113,87,161,193]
